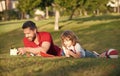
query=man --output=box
[18,21,61,57]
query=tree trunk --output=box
[113,7,117,13]
[79,9,82,16]
[83,10,88,16]
[117,0,120,13]
[5,0,12,10]
[69,9,75,20]
[54,10,59,31]
[0,1,4,11]
[45,6,49,19]
[4,0,7,20]
[21,12,26,19]
[117,6,120,13]
[96,9,100,15]
[0,1,5,20]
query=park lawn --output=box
[0,14,120,76]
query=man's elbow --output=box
[41,47,49,53]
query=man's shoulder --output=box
[38,32,51,35]
[38,32,52,40]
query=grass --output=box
[0,14,120,76]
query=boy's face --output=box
[63,37,73,47]
[23,27,36,41]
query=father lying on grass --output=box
[18,21,61,57]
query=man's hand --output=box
[18,48,26,55]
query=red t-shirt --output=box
[23,32,61,56]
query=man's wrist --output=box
[24,47,29,52]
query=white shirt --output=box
[62,43,85,57]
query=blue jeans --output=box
[85,50,98,58]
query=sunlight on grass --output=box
[0,20,26,35]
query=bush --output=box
[0,9,20,20]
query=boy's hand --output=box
[65,49,70,57]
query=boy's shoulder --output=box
[75,43,81,46]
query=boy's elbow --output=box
[75,54,81,58]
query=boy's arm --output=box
[62,46,70,57]
[68,50,81,58]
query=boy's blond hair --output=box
[61,30,79,48]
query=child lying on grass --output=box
[60,30,118,58]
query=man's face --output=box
[23,27,36,41]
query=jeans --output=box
[85,50,98,58]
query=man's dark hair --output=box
[22,21,37,30]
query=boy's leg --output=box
[85,50,98,58]
[93,51,100,56]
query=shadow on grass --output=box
[0,57,99,76]
[58,15,120,29]
[0,20,25,26]
[0,56,119,76]
[76,15,120,23]
[35,58,99,76]
[107,62,120,76]
[23,58,120,76]
[36,15,120,30]
[64,15,120,23]
[0,52,120,76]
[74,20,120,52]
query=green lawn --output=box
[0,14,120,76]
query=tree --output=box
[40,0,53,19]
[55,0,81,20]
[17,0,41,19]
[2,0,12,20]
[54,0,87,19]
[52,1,60,31]
[66,0,82,19]
[52,0,87,30]
[85,0,108,15]
[0,0,4,11]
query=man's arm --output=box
[18,41,50,55]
